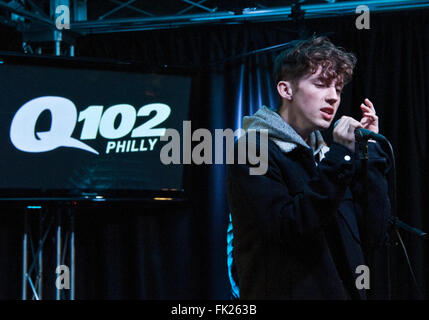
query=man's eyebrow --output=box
[314,77,327,82]
[315,77,336,85]
[313,74,344,86]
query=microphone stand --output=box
[381,137,426,299]
[356,132,427,300]
[389,216,427,239]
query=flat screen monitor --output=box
[0,52,192,201]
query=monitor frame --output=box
[0,51,196,202]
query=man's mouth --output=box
[320,107,334,120]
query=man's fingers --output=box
[363,112,378,121]
[335,116,347,131]
[364,98,376,113]
[336,116,361,127]
[335,116,361,135]
[338,117,352,133]
[333,116,363,150]
[361,100,378,125]
[360,104,371,111]
[361,104,376,116]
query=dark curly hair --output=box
[273,36,357,88]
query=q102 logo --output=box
[10,96,170,155]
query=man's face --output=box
[290,66,343,133]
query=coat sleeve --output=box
[350,141,392,250]
[226,138,358,248]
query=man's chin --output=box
[315,121,331,131]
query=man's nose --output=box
[325,87,339,105]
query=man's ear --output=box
[277,81,293,100]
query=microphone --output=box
[333,119,386,142]
[354,128,386,142]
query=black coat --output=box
[226,135,391,299]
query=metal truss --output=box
[22,206,75,300]
[72,0,429,34]
[1,0,429,36]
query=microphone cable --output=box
[382,138,425,299]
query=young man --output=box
[226,36,391,299]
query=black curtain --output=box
[0,8,428,299]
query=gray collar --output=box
[243,106,330,160]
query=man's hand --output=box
[333,116,363,152]
[360,98,379,133]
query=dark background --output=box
[0,8,428,299]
